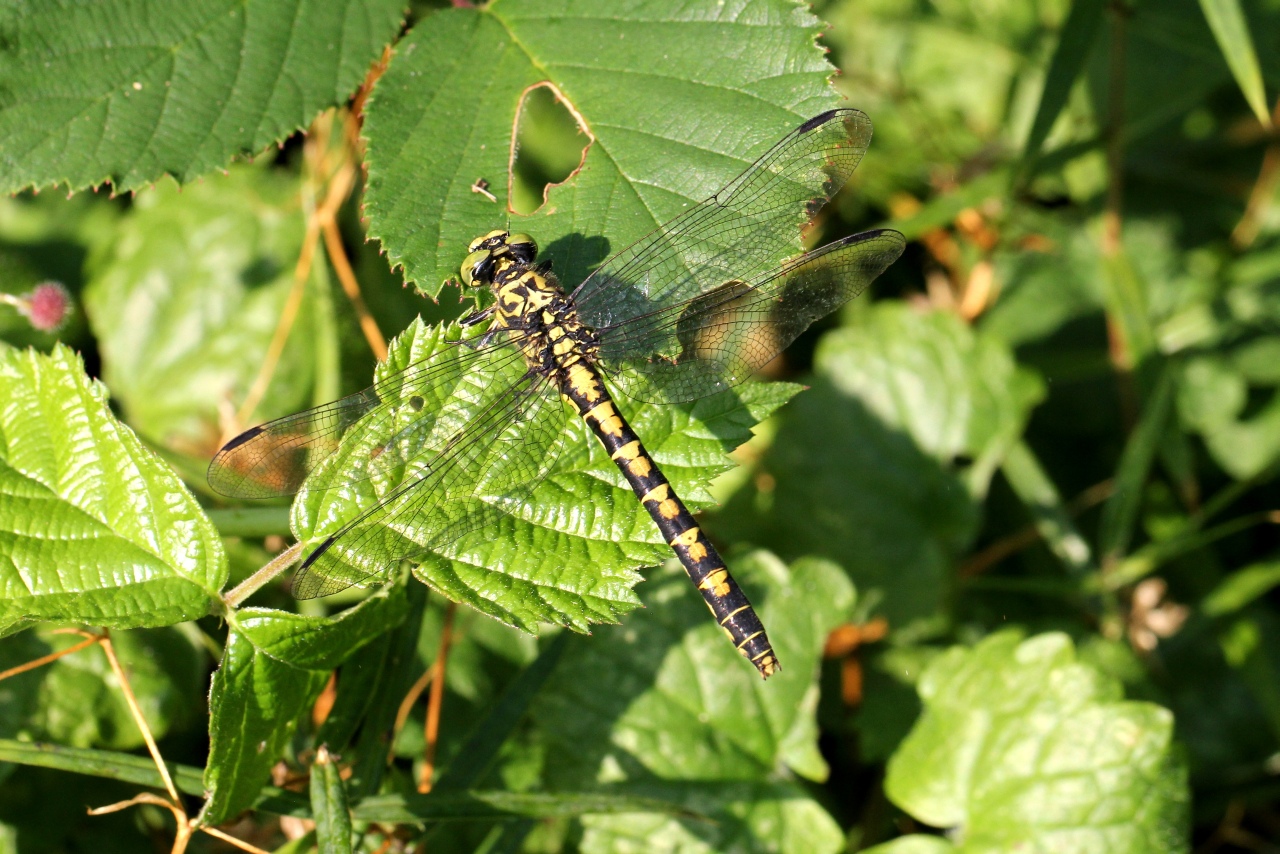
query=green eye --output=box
[507,234,538,265]
[461,249,491,287]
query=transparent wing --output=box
[207,333,528,499]
[571,109,873,333]
[599,229,905,403]
[290,373,571,599]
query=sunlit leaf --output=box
[0,0,406,193]
[1197,0,1272,126]
[0,345,226,632]
[885,631,1190,853]
[202,587,408,824]
[363,0,837,294]
[714,303,1043,627]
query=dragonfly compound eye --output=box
[507,233,538,264]
[461,249,495,287]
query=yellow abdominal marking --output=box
[567,363,601,402]
[640,483,680,519]
[695,566,730,597]
[640,483,669,503]
[754,653,780,676]
[612,440,640,461]
[586,401,624,437]
[606,440,650,481]
[735,630,763,649]
[719,605,751,624]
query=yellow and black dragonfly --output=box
[208,109,904,678]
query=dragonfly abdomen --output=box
[559,360,780,678]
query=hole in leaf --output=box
[509,85,591,216]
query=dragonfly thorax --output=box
[462,230,603,378]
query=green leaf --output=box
[885,631,1190,853]
[576,782,843,854]
[862,836,956,854]
[0,345,226,632]
[1176,353,1280,480]
[434,633,567,792]
[310,746,353,854]
[1098,365,1175,563]
[1020,0,1106,168]
[292,317,796,636]
[1197,0,1272,126]
[0,0,406,193]
[202,587,408,824]
[350,789,697,823]
[1203,559,1280,617]
[999,441,1095,578]
[362,0,837,295]
[1097,0,1235,145]
[0,625,201,750]
[980,215,1107,350]
[532,553,850,854]
[83,166,323,472]
[717,303,1043,627]
[0,738,310,816]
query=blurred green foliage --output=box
[1,0,1279,851]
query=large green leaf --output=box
[292,317,798,635]
[0,0,405,193]
[0,345,226,632]
[362,0,838,295]
[714,303,1044,627]
[83,165,325,472]
[883,631,1189,854]
[202,587,408,824]
[533,553,851,854]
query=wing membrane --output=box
[290,372,571,599]
[207,332,527,499]
[572,109,873,334]
[601,230,906,402]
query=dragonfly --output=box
[208,108,905,678]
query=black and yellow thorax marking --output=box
[486,256,599,378]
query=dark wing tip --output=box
[291,539,337,599]
[220,424,265,452]
[207,425,269,498]
[797,110,841,133]
[839,228,907,257]
[796,107,872,135]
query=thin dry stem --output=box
[0,633,98,682]
[393,666,435,744]
[234,211,321,430]
[233,112,361,431]
[199,825,272,854]
[99,630,181,804]
[321,203,387,360]
[1101,1,1138,430]
[418,602,457,793]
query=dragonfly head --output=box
[461,230,539,288]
